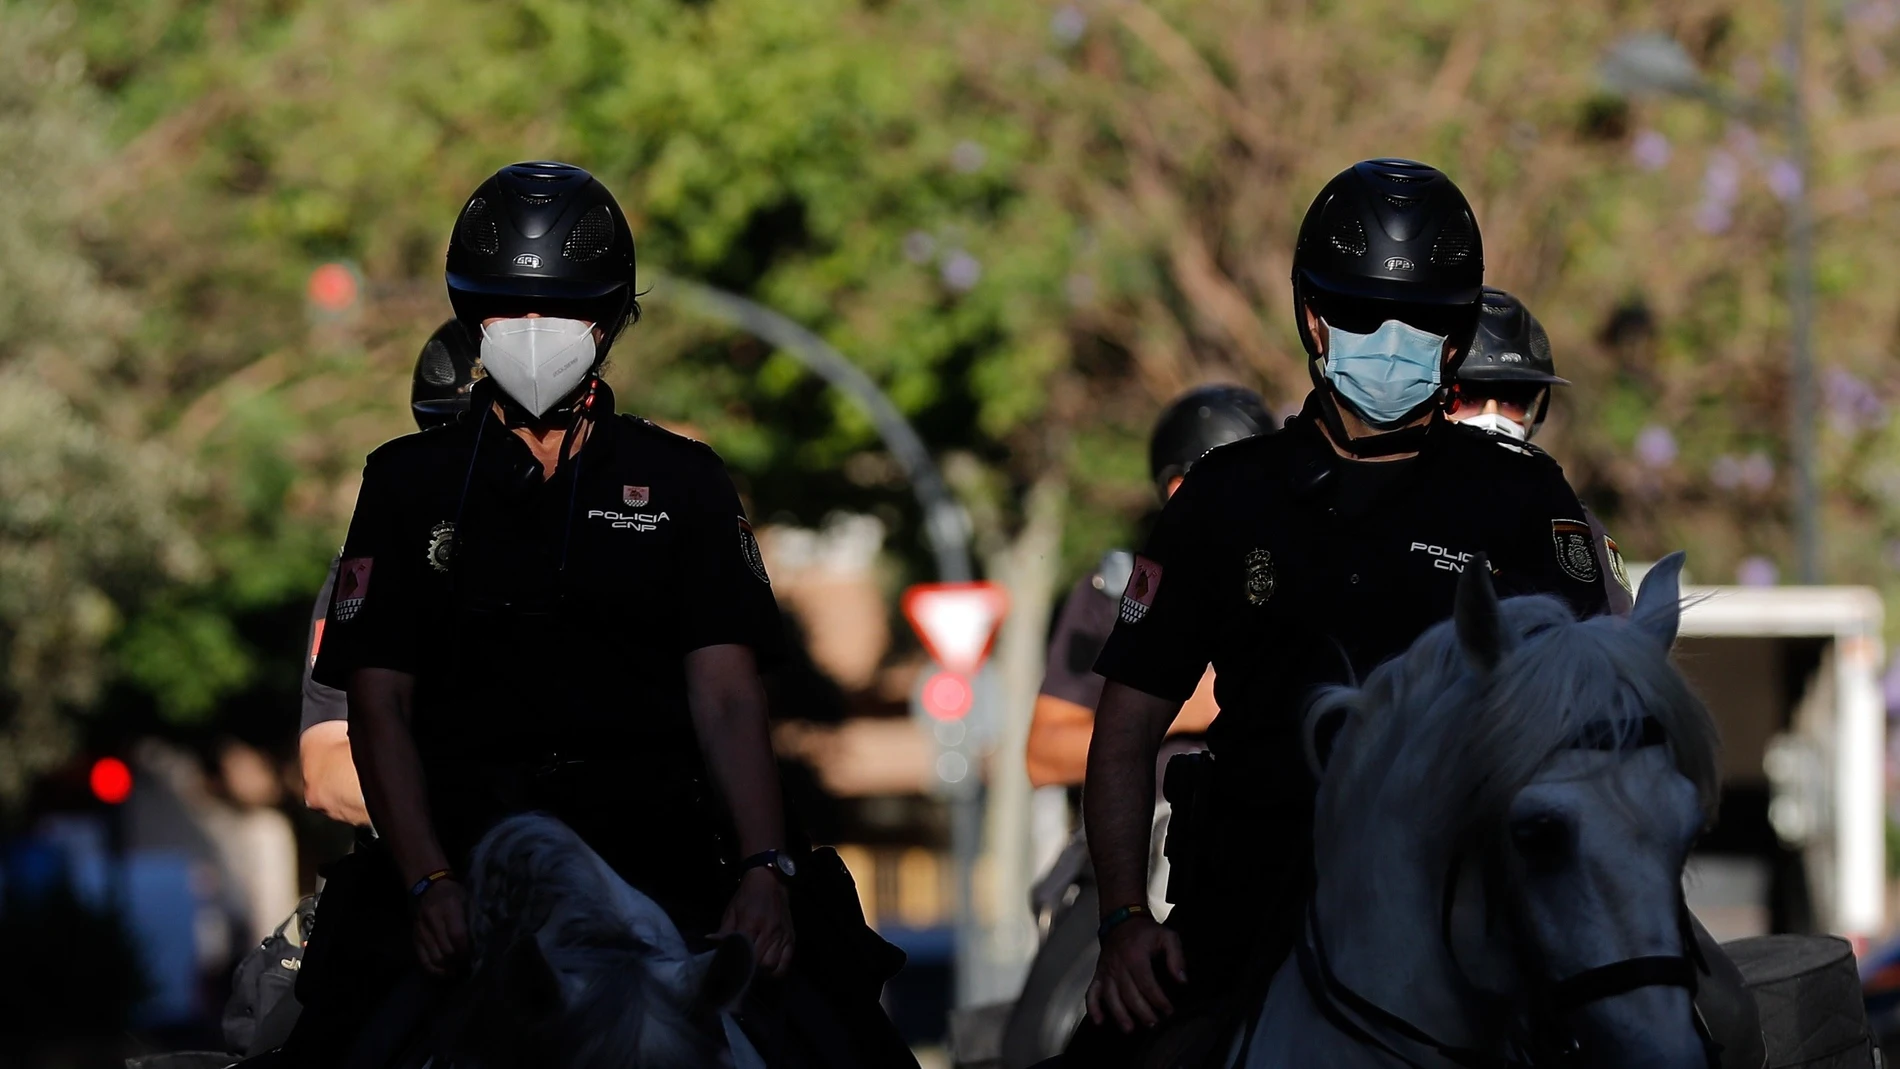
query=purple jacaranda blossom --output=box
[1635,424,1678,468]
[1695,201,1733,234]
[1051,5,1087,45]
[1704,151,1743,206]
[950,140,987,174]
[1632,130,1672,171]
[941,251,982,292]
[1736,556,1780,587]
[1740,451,1776,492]
[1766,158,1804,203]
[1711,454,1743,491]
[1825,367,1889,432]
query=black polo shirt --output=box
[1096,391,1610,803]
[312,383,782,766]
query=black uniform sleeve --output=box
[298,555,349,735]
[1038,573,1118,709]
[311,453,426,689]
[676,457,785,667]
[1093,473,1221,702]
[1493,458,1613,620]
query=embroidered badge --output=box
[334,558,373,622]
[1120,555,1163,624]
[1605,534,1632,594]
[739,517,770,585]
[623,485,650,508]
[1244,548,1275,606]
[1551,520,1600,585]
[426,521,455,574]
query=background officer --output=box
[1072,159,1611,1062]
[298,318,480,828]
[1024,384,1271,790]
[1446,286,1634,614]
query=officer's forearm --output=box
[685,644,785,857]
[348,668,450,885]
[1085,681,1183,915]
[299,720,371,827]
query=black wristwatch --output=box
[740,848,797,880]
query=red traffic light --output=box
[919,670,974,721]
[89,757,133,805]
[306,262,360,313]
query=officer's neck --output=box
[1317,406,1429,463]
[498,404,594,481]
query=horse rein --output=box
[1298,715,1712,1069]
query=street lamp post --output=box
[1599,4,1821,584]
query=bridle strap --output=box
[1547,955,1697,1015]
[1299,903,1516,1069]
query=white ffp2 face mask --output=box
[1458,411,1530,441]
[479,317,597,418]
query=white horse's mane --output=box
[1306,593,1721,858]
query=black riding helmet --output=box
[1453,287,1568,435]
[410,318,480,429]
[445,161,639,361]
[1291,160,1486,455]
[1149,384,1272,498]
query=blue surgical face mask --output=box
[1319,317,1448,427]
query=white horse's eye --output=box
[1509,813,1574,867]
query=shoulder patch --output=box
[1119,555,1163,624]
[1551,520,1600,584]
[334,558,373,622]
[738,517,770,585]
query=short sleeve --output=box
[1093,472,1221,702]
[298,555,349,735]
[311,454,425,688]
[676,458,785,666]
[1038,574,1118,709]
[1493,461,1612,620]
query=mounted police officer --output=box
[296,162,911,1068]
[1068,160,1612,1064]
[1445,286,1634,614]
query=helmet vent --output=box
[516,192,557,205]
[1330,218,1369,258]
[1384,195,1418,209]
[420,340,458,386]
[1529,321,1553,366]
[458,198,499,255]
[1431,213,1476,266]
[564,205,616,262]
[1383,173,1426,184]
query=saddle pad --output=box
[1723,935,1873,1068]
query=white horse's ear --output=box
[1304,703,1353,778]
[1630,551,1687,651]
[691,932,755,1016]
[1454,554,1506,673]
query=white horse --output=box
[443,813,767,1069]
[1237,553,1721,1069]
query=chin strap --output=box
[1309,385,1443,458]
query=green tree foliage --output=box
[12,0,1900,759]
[0,1,199,805]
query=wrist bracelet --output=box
[1097,903,1149,940]
[409,868,454,900]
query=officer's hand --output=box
[1086,914,1187,1033]
[716,868,795,978]
[413,878,470,978]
